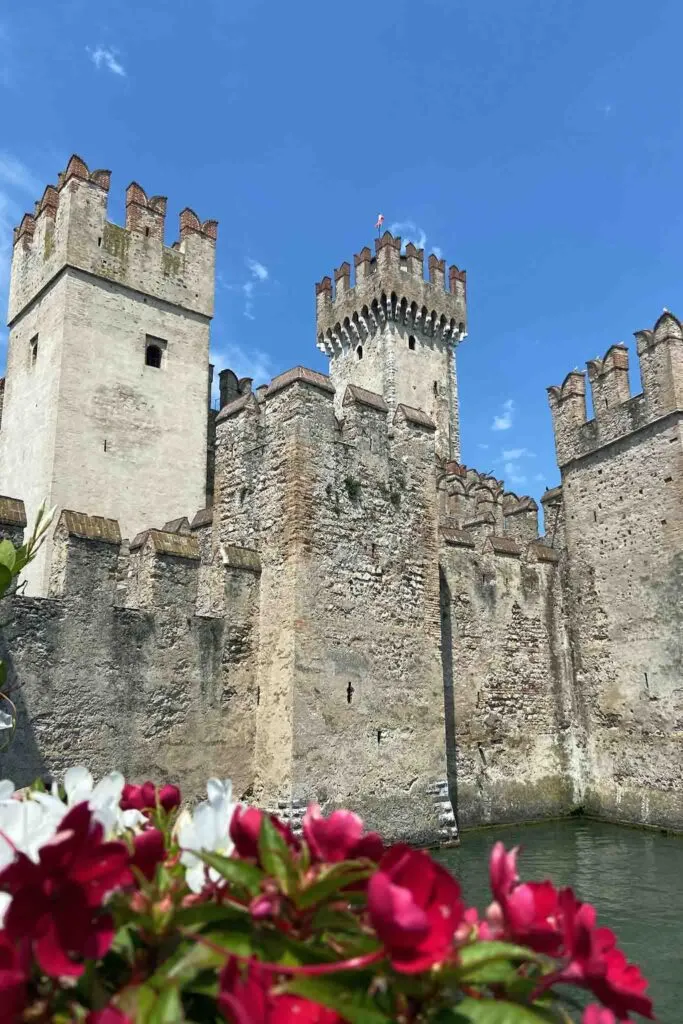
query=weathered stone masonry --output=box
[1,154,682,840]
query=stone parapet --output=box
[9,154,216,323]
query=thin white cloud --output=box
[504,461,527,487]
[87,46,126,77]
[0,153,41,196]
[477,443,489,450]
[242,281,255,319]
[388,220,427,252]
[491,399,514,431]
[501,447,535,460]
[534,472,545,482]
[210,341,274,397]
[246,258,268,282]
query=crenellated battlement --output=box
[315,231,466,357]
[8,154,217,323]
[547,310,683,466]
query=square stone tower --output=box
[0,155,217,594]
[315,232,467,460]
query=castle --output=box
[0,155,681,843]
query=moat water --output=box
[437,818,682,1023]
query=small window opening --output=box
[145,344,162,368]
[144,226,150,238]
[356,345,363,360]
[593,510,597,522]
[408,336,416,351]
[433,381,438,396]
[346,682,354,705]
[664,476,673,483]
[29,335,38,367]
[103,439,107,452]
[377,729,381,745]
[256,686,260,706]
[644,672,649,690]
[97,236,102,247]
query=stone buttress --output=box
[214,368,457,844]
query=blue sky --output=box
[2,0,683,500]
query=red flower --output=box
[0,931,28,1024]
[367,844,463,973]
[556,890,653,1021]
[0,803,131,977]
[120,782,180,812]
[219,958,341,1023]
[230,806,299,861]
[87,1009,132,1024]
[303,805,383,863]
[488,842,563,955]
[130,828,166,881]
[583,1007,617,1024]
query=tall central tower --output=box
[315,232,467,459]
[0,155,217,594]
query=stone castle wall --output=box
[548,314,683,830]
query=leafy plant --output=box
[0,500,55,751]
[0,769,654,1023]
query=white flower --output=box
[32,766,145,836]
[178,778,236,893]
[0,795,63,925]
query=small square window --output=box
[29,334,38,367]
[145,335,167,369]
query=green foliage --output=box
[0,499,56,750]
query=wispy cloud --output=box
[389,220,436,254]
[477,442,489,450]
[242,258,270,318]
[599,102,613,118]
[504,460,527,487]
[210,340,274,396]
[87,46,126,77]
[491,399,514,431]
[246,258,268,282]
[501,447,535,460]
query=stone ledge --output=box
[528,541,559,563]
[190,507,213,530]
[342,384,389,412]
[485,536,522,557]
[267,366,335,398]
[441,528,475,549]
[220,544,261,573]
[130,529,200,560]
[394,404,436,430]
[60,510,121,544]
[0,496,27,528]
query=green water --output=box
[437,819,682,1024]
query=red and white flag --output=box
[375,213,384,231]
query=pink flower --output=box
[556,890,653,1021]
[87,1009,132,1024]
[367,844,463,973]
[488,842,563,955]
[120,782,180,813]
[218,958,342,1023]
[0,931,28,1024]
[0,803,131,977]
[229,806,299,862]
[583,1007,617,1024]
[302,805,383,863]
[130,828,166,881]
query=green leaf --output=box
[197,850,264,895]
[118,984,158,1020]
[295,860,373,910]
[0,563,12,597]
[285,972,393,1024]
[456,998,561,1024]
[258,815,298,894]
[162,939,225,985]
[0,540,16,573]
[458,941,545,971]
[148,986,185,1024]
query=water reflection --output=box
[437,819,683,1024]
